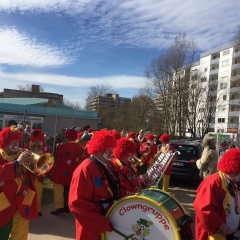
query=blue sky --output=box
[0,0,239,108]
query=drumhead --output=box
[101,194,181,240]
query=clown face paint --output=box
[8,140,20,152]
[103,148,113,161]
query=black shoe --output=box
[64,206,70,213]
[51,208,65,215]
[38,212,43,217]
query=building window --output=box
[223,95,227,100]
[218,118,225,123]
[204,67,208,72]
[223,49,230,56]
[201,77,207,82]
[222,60,229,67]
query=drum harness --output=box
[90,156,121,211]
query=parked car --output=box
[170,140,203,181]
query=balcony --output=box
[231,75,240,81]
[209,69,219,75]
[232,51,240,59]
[230,86,240,93]
[228,111,240,117]
[210,58,220,64]
[232,63,240,70]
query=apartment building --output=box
[196,41,240,139]
[88,93,131,111]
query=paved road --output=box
[28,179,198,240]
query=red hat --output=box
[87,128,93,133]
[128,132,136,139]
[30,129,44,142]
[0,126,22,148]
[109,130,121,140]
[88,129,117,155]
[65,129,78,141]
[218,148,240,174]
[146,133,154,141]
[113,138,136,160]
[160,134,170,143]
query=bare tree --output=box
[232,24,240,42]
[85,85,116,110]
[17,84,45,92]
[63,99,81,110]
[145,33,198,139]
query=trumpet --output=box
[131,155,145,167]
[19,149,55,176]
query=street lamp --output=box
[145,119,149,132]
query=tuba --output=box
[20,149,55,176]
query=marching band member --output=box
[139,133,158,174]
[0,127,38,240]
[158,133,174,192]
[111,138,141,197]
[23,129,51,216]
[50,129,84,215]
[194,148,240,240]
[69,129,120,240]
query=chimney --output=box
[31,84,40,93]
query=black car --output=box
[170,140,203,181]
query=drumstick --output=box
[112,227,129,239]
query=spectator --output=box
[196,136,218,179]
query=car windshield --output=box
[172,145,198,158]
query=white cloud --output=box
[1,0,239,51]
[0,27,72,67]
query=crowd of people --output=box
[1,119,240,240]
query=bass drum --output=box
[101,189,189,240]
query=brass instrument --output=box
[131,155,145,167]
[20,149,55,176]
[141,150,178,189]
[77,131,92,143]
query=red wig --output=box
[146,133,154,141]
[65,129,78,141]
[88,129,117,155]
[218,148,240,174]
[87,128,93,133]
[113,138,136,160]
[128,132,136,139]
[0,126,22,148]
[160,134,170,143]
[30,129,44,142]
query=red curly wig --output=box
[218,148,240,174]
[160,134,170,143]
[30,129,44,142]
[88,129,117,155]
[113,138,136,159]
[65,129,78,141]
[146,133,154,141]
[0,126,22,148]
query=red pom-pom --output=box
[88,130,117,155]
[159,134,170,143]
[65,129,78,141]
[128,132,136,139]
[87,128,93,133]
[113,138,136,159]
[0,126,22,148]
[30,129,44,142]
[109,130,121,140]
[218,148,240,174]
[146,133,154,141]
